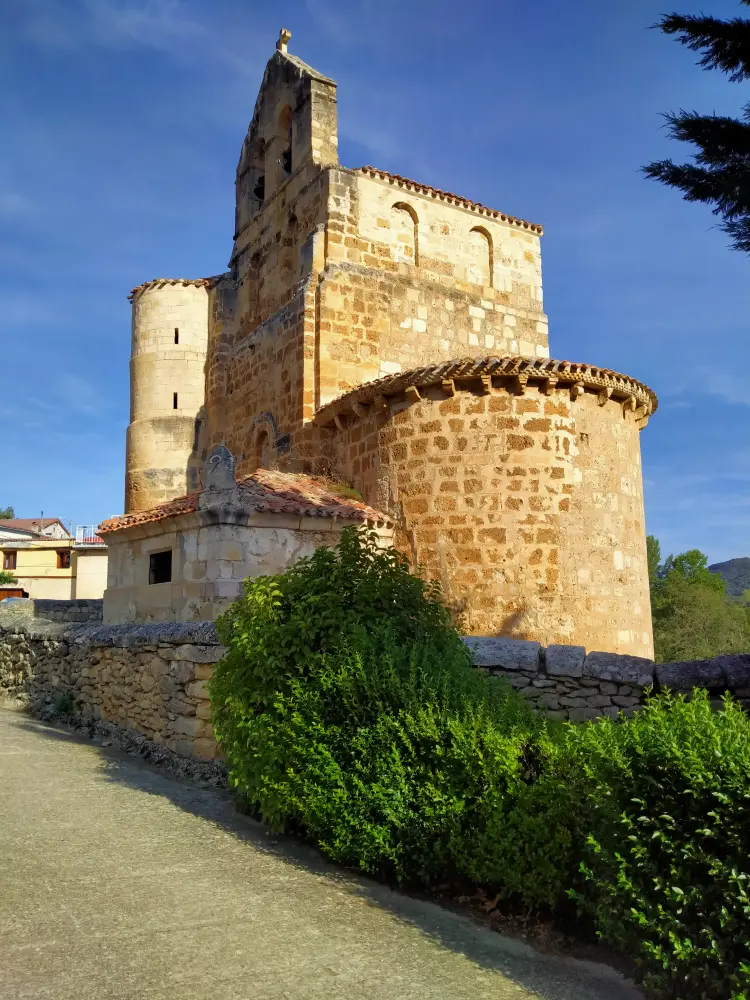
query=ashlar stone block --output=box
[716,654,750,689]
[655,658,725,692]
[545,644,585,678]
[583,651,654,688]
[463,636,541,672]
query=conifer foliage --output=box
[643,3,750,253]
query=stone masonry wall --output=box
[465,636,750,718]
[330,379,652,657]
[0,616,222,761]
[126,281,210,512]
[2,607,749,763]
[3,598,103,624]
[315,167,548,407]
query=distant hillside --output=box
[709,558,750,598]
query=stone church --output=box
[99,30,657,658]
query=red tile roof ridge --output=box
[128,275,227,301]
[357,167,544,234]
[98,470,392,534]
[98,493,201,534]
[313,354,658,423]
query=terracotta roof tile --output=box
[99,493,202,534]
[98,469,392,535]
[128,275,226,301]
[314,355,658,424]
[358,167,543,234]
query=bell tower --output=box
[233,28,338,245]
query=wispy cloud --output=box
[0,294,61,329]
[55,374,108,417]
[0,375,108,436]
[20,0,200,54]
[0,191,34,219]
[17,0,265,81]
[700,372,750,408]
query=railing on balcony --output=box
[75,525,105,546]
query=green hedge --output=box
[210,528,750,1000]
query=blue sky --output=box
[1,0,748,562]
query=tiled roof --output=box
[0,518,69,535]
[99,493,201,534]
[128,275,226,301]
[314,355,658,425]
[98,469,393,534]
[358,167,543,234]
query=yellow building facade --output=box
[1,534,108,600]
[2,538,75,599]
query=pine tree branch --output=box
[642,159,750,218]
[656,10,750,82]
[660,109,750,166]
[724,216,750,253]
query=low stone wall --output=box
[465,636,750,718]
[0,618,222,760]
[2,598,103,624]
[35,599,103,622]
[1,608,749,762]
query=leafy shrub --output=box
[565,691,750,1000]
[209,528,567,899]
[210,527,750,998]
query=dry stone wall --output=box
[2,598,103,624]
[465,636,750,717]
[0,616,223,761]
[2,608,749,762]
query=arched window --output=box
[467,226,494,288]
[255,428,274,470]
[392,202,419,266]
[237,136,266,228]
[278,105,293,178]
[252,140,266,197]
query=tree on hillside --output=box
[647,534,662,584]
[0,506,14,519]
[659,547,728,593]
[648,538,750,662]
[642,2,750,253]
[652,574,749,662]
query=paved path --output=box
[0,705,643,1000]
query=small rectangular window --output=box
[57,550,71,569]
[174,328,179,344]
[173,392,178,409]
[3,551,16,571]
[149,550,172,585]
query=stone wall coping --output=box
[462,638,750,692]
[34,599,103,611]
[655,653,750,691]
[583,651,655,686]
[1,615,747,693]
[0,598,103,626]
[545,644,586,678]
[463,637,658,687]
[0,619,222,648]
[463,636,541,672]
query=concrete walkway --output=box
[0,705,643,1000]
